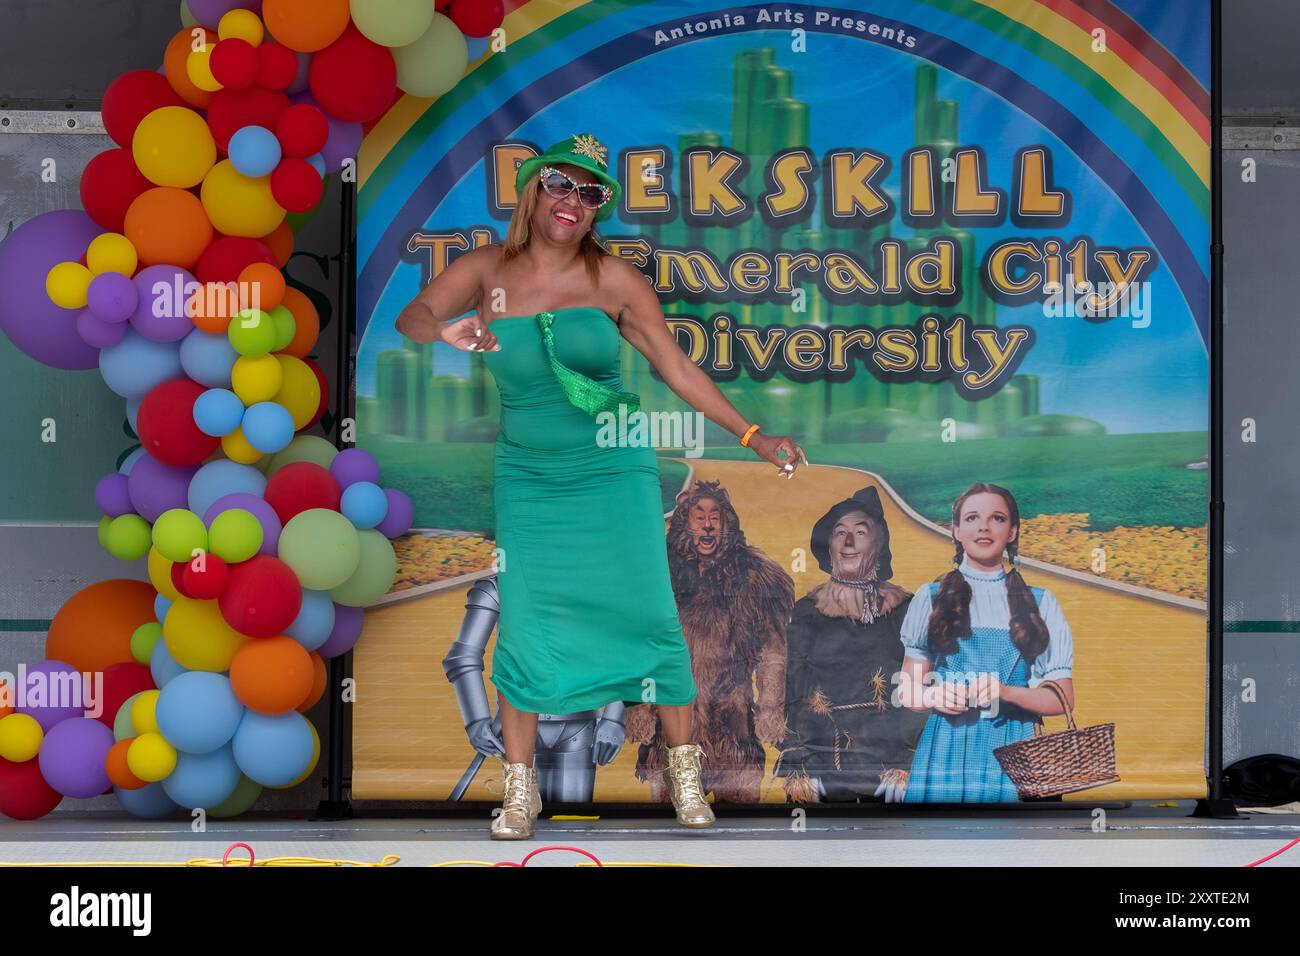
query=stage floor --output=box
[1,801,1296,866]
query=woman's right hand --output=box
[441,312,501,352]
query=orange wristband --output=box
[740,424,760,447]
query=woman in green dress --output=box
[397,133,807,839]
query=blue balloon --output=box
[305,152,326,177]
[232,711,313,787]
[228,125,282,178]
[466,35,490,61]
[119,446,147,476]
[340,481,388,529]
[180,328,238,388]
[99,328,183,399]
[153,593,172,624]
[157,671,245,754]
[188,459,267,517]
[287,588,335,651]
[150,637,187,688]
[115,782,179,819]
[126,395,142,435]
[241,401,295,453]
[161,743,241,809]
[194,388,245,437]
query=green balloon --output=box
[114,691,144,741]
[350,0,437,48]
[392,13,469,98]
[267,435,338,475]
[131,622,164,665]
[105,514,152,561]
[152,508,208,563]
[209,774,263,818]
[97,514,113,550]
[269,304,296,351]
[179,0,197,28]
[228,309,277,357]
[329,529,398,606]
[208,508,263,563]
[280,508,362,589]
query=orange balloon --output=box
[106,739,148,790]
[239,262,286,311]
[279,286,320,358]
[124,187,214,269]
[230,636,314,715]
[163,27,216,109]
[189,281,239,333]
[46,579,156,674]
[262,0,350,52]
[296,653,328,713]
[263,221,294,267]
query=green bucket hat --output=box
[514,132,621,222]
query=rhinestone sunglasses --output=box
[538,164,613,210]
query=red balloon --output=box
[102,70,186,148]
[270,158,324,213]
[207,86,291,153]
[170,560,195,599]
[210,38,259,90]
[257,42,299,91]
[0,756,63,820]
[182,552,230,600]
[97,663,156,730]
[195,236,278,284]
[450,0,505,37]
[264,461,340,525]
[303,357,329,431]
[276,104,328,158]
[80,148,154,232]
[219,555,303,638]
[136,379,220,466]
[309,25,396,124]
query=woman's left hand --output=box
[748,432,809,479]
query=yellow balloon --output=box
[273,355,321,430]
[201,160,286,238]
[148,546,182,602]
[231,354,284,404]
[221,426,264,465]
[127,733,178,783]
[270,721,320,790]
[163,596,247,671]
[86,233,139,277]
[131,689,161,735]
[0,713,43,763]
[219,8,265,45]
[186,45,223,92]
[46,261,93,309]
[266,435,338,475]
[133,106,218,189]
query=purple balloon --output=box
[38,718,114,799]
[329,448,380,488]
[95,472,134,517]
[375,488,413,538]
[320,116,362,174]
[0,210,102,370]
[130,264,197,343]
[186,0,260,28]
[317,603,363,659]
[127,452,199,523]
[203,492,282,556]
[87,271,138,323]
[16,660,88,732]
[76,307,128,349]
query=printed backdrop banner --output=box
[352,0,1210,804]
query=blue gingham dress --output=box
[900,558,1073,803]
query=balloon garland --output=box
[0,0,500,821]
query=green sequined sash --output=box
[535,310,641,416]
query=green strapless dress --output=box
[480,307,698,714]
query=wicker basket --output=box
[992,680,1120,799]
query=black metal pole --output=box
[316,176,358,820]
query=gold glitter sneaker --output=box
[665,743,715,828]
[490,760,541,840]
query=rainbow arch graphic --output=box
[356,0,1210,347]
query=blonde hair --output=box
[501,167,611,286]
